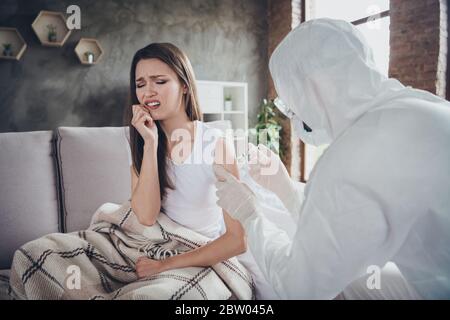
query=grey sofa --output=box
[0,126,132,298]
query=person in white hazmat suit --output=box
[213,18,450,299]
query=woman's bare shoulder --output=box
[213,136,239,179]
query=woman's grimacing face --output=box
[135,58,186,121]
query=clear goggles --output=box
[273,97,312,133]
[273,97,295,119]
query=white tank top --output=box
[127,120,225,239]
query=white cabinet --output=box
[196,80,248,131]
[196,82,223,114]
[196,80,248,158]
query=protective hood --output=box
[269,18,405,146]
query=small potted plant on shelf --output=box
[84,51,94,64]
[224,94,233,111]
[2,43,13,57]
[46,24,57,42]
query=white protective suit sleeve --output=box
[242,184,390,299]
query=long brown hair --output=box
[124,43,203,201]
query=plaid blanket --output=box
[8,201,255,300]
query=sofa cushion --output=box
[0,131,60,269]
[0,269,10,300]
[56,127,131,232]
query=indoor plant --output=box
[224,94,232,111]
[47,24,57,42]
[84,51,94,64]
[249,98,283,156]
[2,43,12,57]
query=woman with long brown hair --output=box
[123,42,249,281]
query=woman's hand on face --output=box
[131,105,158,146]
[135,256,165,278]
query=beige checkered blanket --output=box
[8,201,255,300]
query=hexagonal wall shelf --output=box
[75,38,104,65]
[31,10,72,47]
[0,27,27,60]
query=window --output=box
[300,0,390,181]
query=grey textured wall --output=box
[0,0,268,132]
